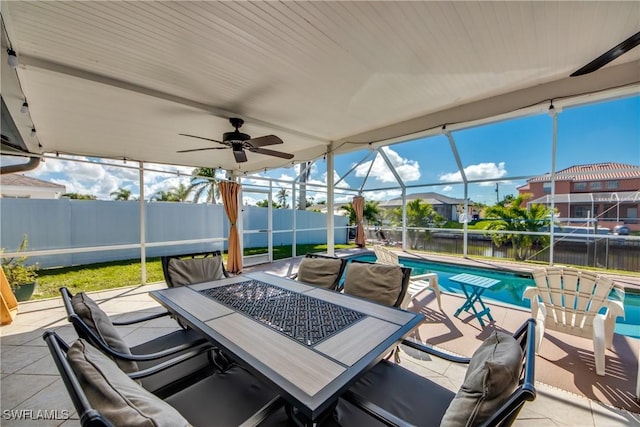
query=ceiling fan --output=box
[571,31,640,76]
[178,117,294,163]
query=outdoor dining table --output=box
[450,272,501,327]
[149,271,425,425]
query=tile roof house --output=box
[0,174,66,199]
[518,162,640,231]
[378,192,469,222]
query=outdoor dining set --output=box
[44,250,538,426]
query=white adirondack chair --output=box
[373,245,442,311]
[523,267,625,376]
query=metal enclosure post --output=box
[139,161,146,284]
[327,152,335,256]
[549,104,558,266]
[292,181,297,258]
[445,130,468,257]
[402,189,407,251]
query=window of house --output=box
[574,206,590,218]
[589,181,602,190]
[606,180,619,189]
[543,182,552,194]
[574,182,587,191]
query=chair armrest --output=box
[400,339,471,364]
[341,390,409,427]
[127,344,213,380]
[603,298,625,320]
[410,273,435,281]
[239,396,286,427]
[112,311,171,326]
[71,316,210,361]
[522,286,541,319]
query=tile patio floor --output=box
[1,255,638,426]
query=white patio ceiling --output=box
[1,1,639,175]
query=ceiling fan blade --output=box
[249,147,294,160]
[571,31,640,76]
[247,135,283,147]
[233,150,248,163]
[177,147,228,153]
[179,133,227,145]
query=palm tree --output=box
[388,198,444,249]
[484,193,553,261]
[341,200,381,225]
[187,168,219,204]
[171,182,190,202]
[110,187,131,201]
[276,188,290,209]
[151,190,178,202]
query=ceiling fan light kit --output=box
[178,117,293,163]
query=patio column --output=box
[139,161,147,284]
[352,195,366,248]
[218,181,242,274]
[327,151,335,256]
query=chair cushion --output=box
[334,360,455,426]
[68,339,189,427]
[132,329,213,394]
[71,292,138,373]
[167,256,225,287]
[165,365,279,427]
[297,257,343,289]
[440,331,523,427]
[344,262,403,306]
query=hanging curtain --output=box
[218,181,242,274]
[352,195,366,248]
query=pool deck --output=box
[1,250,638,426]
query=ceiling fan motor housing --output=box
[223,131,251,142]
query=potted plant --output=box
[1,235,38,302]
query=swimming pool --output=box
[350,255,640,339]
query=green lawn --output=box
[33,244,356,300]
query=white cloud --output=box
[354,147,420,184]
[439,162,507,186]
[442,185,453,192]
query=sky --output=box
[7,94,639,206]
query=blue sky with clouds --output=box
[19,94,639,206]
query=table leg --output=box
[454,284,493,327]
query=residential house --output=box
[518,162,640,232]
[0,174,66,199]
[378,192,469,222]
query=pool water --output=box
[350,255,640,339]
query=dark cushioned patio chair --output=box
[342,259,412,362]
[161,250,229,288]
[295,253,348,291]
[60,287,223,398]
[342,259,412,308]
[328,318,537,427]
[43,331,287,427]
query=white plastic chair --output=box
[523,267,624,376]
[373,245,442,311]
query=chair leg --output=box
[429,274,442,311]
[535,305,546,354]
[593,317,606,376]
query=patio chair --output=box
[60,287,226,397]
[522,267,624,376]
[343,259,412,363]
[343,259,411,308]
[294,253,347,291]
[373,245,442,310]
[330,318,537,427]
[43,331,287,427]
[161,250,230,288]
